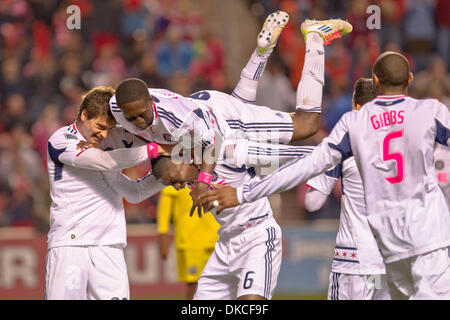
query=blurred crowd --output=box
[0,0,448,231]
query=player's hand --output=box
[198,184,239,214]
[77,141,101,150]
[157,143,175,157]
[189,182,209,218]
[158,233,170,260]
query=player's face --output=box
[159,162,200,190]
[121,98,154,130]
[80,113,115,143]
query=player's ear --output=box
[407,72,414,87]
[372,74,380,90]
[80,109,88,121]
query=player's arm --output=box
[219,139,315,168]
[198,113,352,211]
[304,165,340,212]
[50,139,160,171]
[435,101,450,148]
[175,108,218,217]
[156,188,174,260]
[102,170,165,203]
[304,188,329,212]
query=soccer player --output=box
[304,78,390,300]
[157,186,220,300]
[150,137,312,300]
[199,52,450,299]
[108,14,353,215]
[45,86,170,300]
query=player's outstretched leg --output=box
[290,18,353,141]
[231,11,289,103]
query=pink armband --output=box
[146,142,159,159]
[197,172,213,186]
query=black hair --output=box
[353,78,376,106]
[373,52,410,89]
[151,156,172,180]
[115,78,151,107]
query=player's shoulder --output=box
[48,124,81,146]
[336,109,359,128]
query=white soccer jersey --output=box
[207,164,273,236]
[238,95,450,263]
[109,89,294,147]
[47,124,154,249]
[434,143,450,208]
[306,157,385,275]
[211,142,313,235]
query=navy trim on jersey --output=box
[243,157,302,194]
[247,167,256,178]
[374,98,405,107]
[264,227,275,299]
[110,101,121,112]
[192,109,210,129]
[122,140,133,148]
[248,146,312,157]
[325,163,343,179]
[435,119,450,146]
[222,164,247,173]
[335,245,357,250]
[48,142,67,181]
[296,106,322,113]
[158,115,181,128]
[333,258,360,264]
[325,161,344,195]
[331,272,341,300]
[254,62,266,80]
[329,132,353,161]
[157,107,183,126]
[226,119,293,129]
[249,214,269,222]
[157,109,183,125]
[231,91,256,103]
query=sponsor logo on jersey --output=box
[435,160,444,170]
[163,133,172,141]
[64,133,78,140]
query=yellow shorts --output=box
[176,248,214,283]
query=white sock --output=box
[296,32,324,113]
[231,48,272,102]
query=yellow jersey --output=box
[157,186,220,249]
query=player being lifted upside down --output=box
[108,11,352,216]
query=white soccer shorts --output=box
[385,246,450,299]
[193,218,282,300]
[327,272,391,300]
[45,244,129,300]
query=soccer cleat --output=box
[257,10,289,55]
[301,19,353,45]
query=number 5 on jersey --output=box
[383,130,404,184]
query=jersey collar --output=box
[374,95,406,107]
[375,95,406,100]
